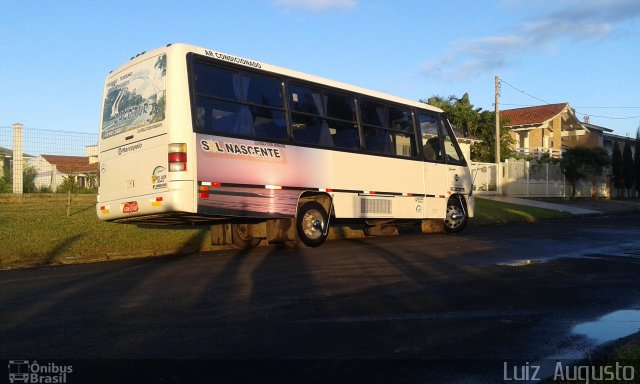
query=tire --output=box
[296,202,329,247]
[443,197,468,234]
[231,224,261,249]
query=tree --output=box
[635,128,640,198]
[560,146,609,199]
[421,93,514,162]
[0,164,38,193]
[22,166,37,193]
[623,140,634,197]
[0,161,11,193]
[611,142,623,197]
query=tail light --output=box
[168,143,187,172]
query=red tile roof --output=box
[502,103,568,127]
[41,155,98,174]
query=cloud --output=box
[422,0,640,80]
[273,0,356,12]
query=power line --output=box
[499,79,640,120]
[573,106,640,109]
[499,79,552,105]
[573,111,640,120]
[502,103,640,110]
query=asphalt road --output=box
[2,214,640,383]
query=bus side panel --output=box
[195,135,428,220]
[198,186,299,218]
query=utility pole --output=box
[494,76,500,163]
[494,76,502,194]
[12,123,24,194]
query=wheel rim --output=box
[301,209,324,240]
[444,204,464,229]
[236,224,252,241]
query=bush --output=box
[560,146,609,199]
[55,176,97,194]
[23,166,37,193]
[37,185,53,193]
[0,177,11,193]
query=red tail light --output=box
[168,143,187,172]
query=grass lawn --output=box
[541,343,640,383]
[1,194,573,269]
[473,197,571,225]
[0,194,210,269]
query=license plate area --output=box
[123,201,139,213]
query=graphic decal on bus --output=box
[196,135,310,218]
[101,54,166,139]
[151,166,167,190]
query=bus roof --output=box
[113,43,444,115]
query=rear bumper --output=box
[96,181,194,222]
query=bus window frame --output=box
[417,111,446,164]
[286,80,361,150]
[186,53,439,163]
[188,54,289,144]
[358,96,418,160]
[441,118,467,166]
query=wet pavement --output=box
[479,195,640,216]
[1,214,640,383]
[478,195,604,215]
[573,310,640,345]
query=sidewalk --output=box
[477,195,603,215]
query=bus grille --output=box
[360,198,392,215]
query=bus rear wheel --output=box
[443,197,468,234]
[296,202,329,247]
[231,224,261,249]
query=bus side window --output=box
[419,113,443,162]
[363,126,393,154]
[288,84,359,149]
[326,92,359,150]
[361,100,416,158]
[289,84,333,147]
[192,62,287,141]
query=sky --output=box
[1,0,640,138]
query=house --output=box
[603,131,636,158]
[31,155,99,191]
[457,136,482,162]
[0,146,12,178]
[0,146,35,179]
[502,103,606,158]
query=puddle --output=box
[498,259,542,267]
[572,310,640,344]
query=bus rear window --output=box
[101,55,166,139]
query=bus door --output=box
[440,121,471,199]
[418,113,448,217]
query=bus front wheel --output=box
[443,197,468,234]
[296,202,329,247]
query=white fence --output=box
[471,160,609,198]
[470,162,499,194]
